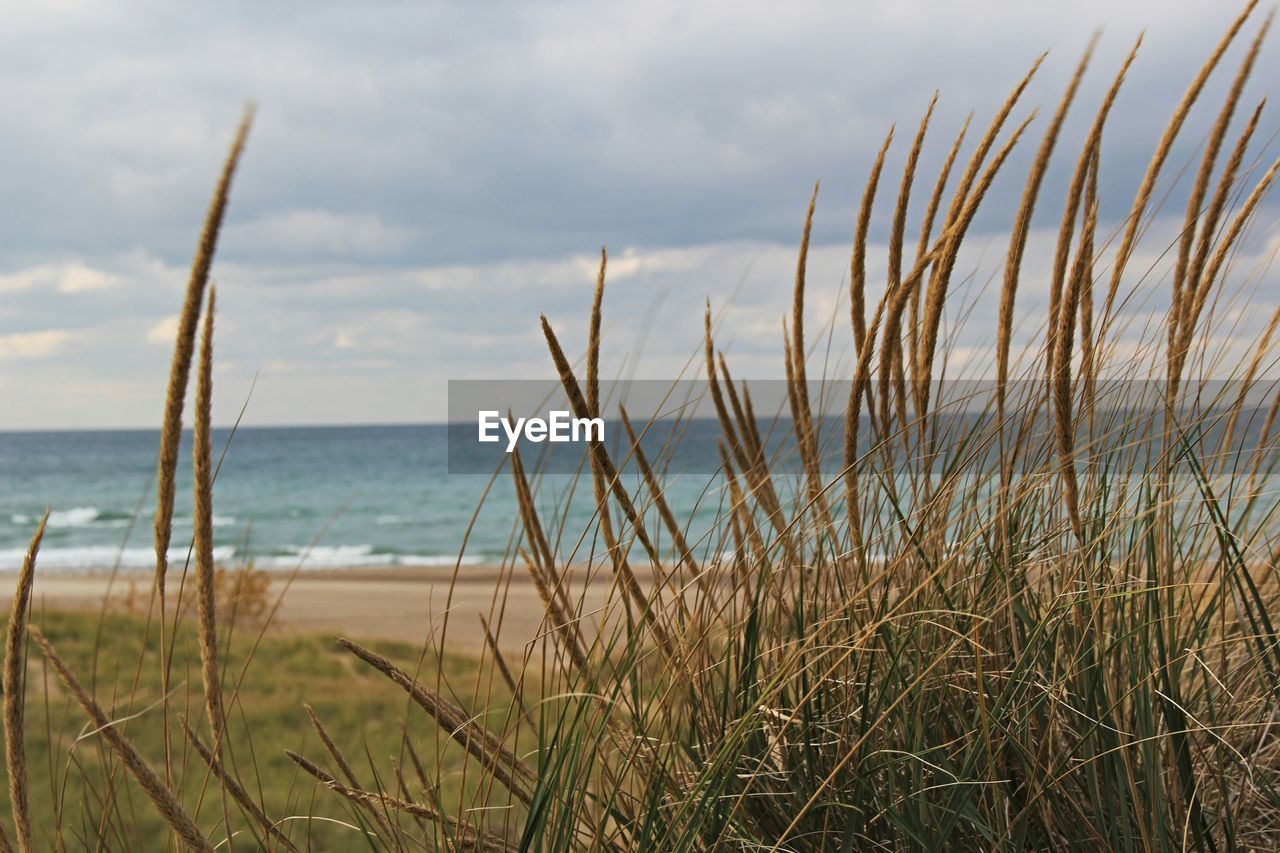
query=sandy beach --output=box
[0,564,625,654]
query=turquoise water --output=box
[8,415,1258,572]
[0,425,730,571]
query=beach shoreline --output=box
[0,563,590,652]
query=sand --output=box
[0,564,637,654]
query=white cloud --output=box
[0,261,117,293]
[0,330,68,359]
[146,315,179,345]
[58,261,117,293]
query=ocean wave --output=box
[9,508,235,530]
[173,515,237,528]
[10,507,130,529]
[396,554,486,567]
[258,544,485,570]
[0,545,237,571]
[0,539,484,571]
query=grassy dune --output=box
[1,609,509,849]
[8,1,1280,850]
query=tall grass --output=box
[7,3,1280,850]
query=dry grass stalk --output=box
[717,355,770,482]
[582,250,642,635]
[917,111,1037,420]
[1100,0,1258,332]
[151,107,251,794]
[912,55,1044,418]
[301,704,395,838]
[718,443,767,572]
[540,315,680,657]
[878,225,956,407]
[889,97,936,295]
[4,512,47,853]
[788,181,837,531]
[1223,299,1280,464]
[520,546,588,671]
[1170,15,1270,361]
[738,369,766,453]
[1044,39,1140,395]
[587,247,606,417]
[851,134,892,360]
[843,284,894,553]
[907,114,970,395]
[618,408,706,592]
[179,716,299,852]
[791,182,819,383]
[399,727,437,806]
[578,252,688,624]
[584,250,617,552]
[849,129,891,436]
[997,39,1094,427]
[510,449,589,667]
[27,626,212,852]
[703,305,788,541]
[155,107,254,599]
[702,326,751,483]
[882,96,936,428]
[1169,94,1269,396]
[1076,148,1102,409]
[1052,176,1099,542]
[1176,153,1280,373]
[945,56,1045,235]
[505,443,555,577]
[914,55,1045,416]
[336,638,537,806]
[1183,97,1267,336]
[193,286,224,742]
[477,616,535,729]
[302,704,361,792]
[285,750,514,851]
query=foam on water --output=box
[9,508,235,530]
[0,544,487,572]
[0,545,237,571]
[256,545,485,570]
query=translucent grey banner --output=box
[446,378,1280,475]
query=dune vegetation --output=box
[8,1,1280,850]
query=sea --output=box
[0,425,732,572]
[4,407,1263,572]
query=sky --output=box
[1,0,1278,428]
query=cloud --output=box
[0,330,69,359]
[0,0,1275,428]
[0,0,1266,271]
[0,261,117,294]
[146,315,179,344]
[59,262,117,293]
[0,205,1277,429]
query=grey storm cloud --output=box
[0,0,1277,427]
